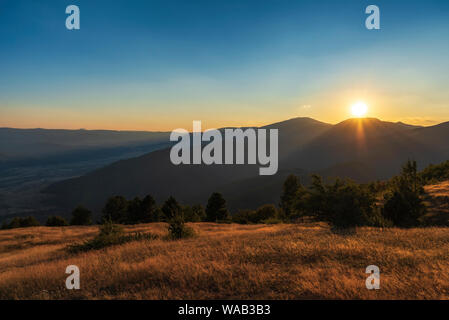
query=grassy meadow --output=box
[1,222,449,300]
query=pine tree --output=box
[206,192,229,222]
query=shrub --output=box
[2,216,41,229]
[254,204,278,222]
[307,176,377,228]
[46,216,68,226]
[420,160,449,183]
[167,215,196,240]
[382,160,426,227]
[68,219,157,253]
[232,209,255,224]
[183,204,206,222]
[21,216,41,227]
[70,206,93,225]
[262,217,284,224]
[383,191,426,227]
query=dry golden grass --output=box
[1,222,449,300]
[424,180,449,225]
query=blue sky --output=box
[0,0,448,130]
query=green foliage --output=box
[420,160,449,184]
[304,175,378,228]
[68,219,157,253]
[2,216,41,229]
[280,174,300,218]
[262,217,284,224]
[161,196,183,221]
[232,205,279,224]
[46,216,68,227]
[140,195,158,222]
[183,204,206,222]
[254,204,278,222]
[70,206,93,225]
[126,197,143,224]
[206,192,229,222]
[232,209,255,224]
[382,160,426,227]
[102,196,128,223]
[167,215,196,240]
[126,195,159,224]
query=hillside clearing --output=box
[0,223,449,299]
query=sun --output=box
[351,102,368,118]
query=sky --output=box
[0,0,449,131]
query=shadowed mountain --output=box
[282,118,444,179]
[43,117,449,213]
[43,118,331,212]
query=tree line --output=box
[2,159,448,230]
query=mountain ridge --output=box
[43,117,449,214]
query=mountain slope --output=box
[44,117,449,213]
[283,118,445,179]
[43,118,332,212]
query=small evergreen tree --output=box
[383,160,426,227]
[70,206,93,225]
[206,192,229,222]
[161,196,182,221]
[126,197,143,224]
[140,195,158,222]
[102,196,128,223]
[280,174,300,218]
[167,215,196,239]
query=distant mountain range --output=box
[0,128,171,163]
[42,117,449,214]
[0,128,172,218]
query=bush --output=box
[420,160,449,183]
[262,217,284,224]
[183,204,206,222]
[254,204,278,222]
[307,176,377,228]
[68,219,157,253]
[70,206,93,225]
[383,191,426,227]
[46,216,68,226]
[382,160,426,227]
[167,215,196,240]
[232,209,255,224]
[2,216,41,229]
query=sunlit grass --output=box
[0,223,449,299]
